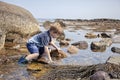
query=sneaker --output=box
[18,55,28,65]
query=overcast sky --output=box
[1,0,120,19]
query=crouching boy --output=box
[18,25,63,64]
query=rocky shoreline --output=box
[0,1,120,80]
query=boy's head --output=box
[49,25,63,38]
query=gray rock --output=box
[90,71,110,80]
[72,41,88,49]
[106,56,120,66]
[90,41,106,52]
[111,47,120,54]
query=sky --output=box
[1,0,120,19]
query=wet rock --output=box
[67,45,79,54]
[101,33,111,38]
[40,62,120,80]
[0,32,6,50]
[57,32,65,41]
[109,72,119,79]
[37,57,49,64]
[90,71,110,80]
[106,56,120,66]
[18,48,28,53]
[65,38,71,41]
[72,41,88,49]
[4,33,22,48]
[59,40,69,46]
[85,33,97,39]
[50,49,67,60]
[112,36,120,43]
[27,63,52,78]
[91,42,106,52]
[111,47,120,54]
[115,29,120,35]
[99,38,112,47]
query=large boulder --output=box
[0,1,40,50]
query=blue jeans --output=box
[26,43,44,58]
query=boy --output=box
[18,25,63,64]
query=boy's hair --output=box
[49,25,63,34]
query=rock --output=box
[50,49,67,60]
[59,40,69,46]
[106,56,120,65]
[43,20,66,29]
[27,63,52,78]
[101,33,111,38]
[65,38,71,41]
[90,71,110,80]
[67,45,79,54]
[72,41,88,49]
[37,57,49,64]
[57,32,65,41]
[0,32,6,50]
[114,28,120,35]
[85,33,97,39]
[54,20,66,27]
[90,42,106,52]
[0,1,40,50]
[18,48,28,53]
[112,35,120,43]
[111,47,120,53]
[99,38,112,47]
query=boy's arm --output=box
[44,46,53,62]
[50,40,61,51]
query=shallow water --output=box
[40,26,120,66]
[0,25,120,80]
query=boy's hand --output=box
[57,48,62,51]
[48,60,54,64]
